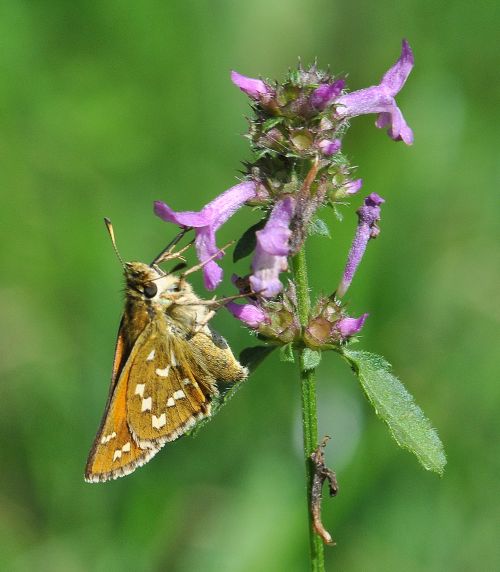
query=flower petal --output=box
[344,178,363,195]
[319,138,342,156]
[226,301,268,328]
[337,313,369,337]
[335,86,394,118]
[155,181,257,290]
[337,194,385,297]
[154,202,210,227]
[334,41,414,145]
[249,252,288,297]
[205,181,257,229]
[250,197,295,298]
[231,71,273,100]
[376,105,414,144]
[379,39,414,97]
[310,79,345,110]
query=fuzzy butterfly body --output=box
[85,260,247,483]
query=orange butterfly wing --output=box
[126,332,215,449]
[85,322,159,483]
[85,318,247,482]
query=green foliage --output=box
[308,216,331,238]
[302,347,322,370]
[279,342,295,362]
[239,345,276,372]
[233,219,266,262]
[262,117,285,132]
[343,349,447,475]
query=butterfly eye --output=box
[143,283,158,298]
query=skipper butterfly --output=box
[85,220,247,482]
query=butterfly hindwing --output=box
[126,328,215,448]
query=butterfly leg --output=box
[181,241,235,278]
[151,230,194,266]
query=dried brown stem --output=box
[310,436,338,546]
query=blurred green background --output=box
[1,1,498,570]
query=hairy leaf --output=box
[343,349,446,475]
[332,206,343,222]
[302,348,322,370]
[308,217,331,238]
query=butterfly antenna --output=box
[104,218,125,267]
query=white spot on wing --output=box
[101,431,117,444]
[166,397,175,407]
[156,366,170,378]
[146,349,155,361]
[113,449,122,462]
[135,383,145,397]
[121,442,131,453]
[173,390,186,400]
[141,397,152,412]
[170,350,177,367]
[152,413,166,429]
[182,378,191,386]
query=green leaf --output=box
[262,117,284,132]
[332,206,343,222]
[239,345,276,373]
[343,349,447,475]
[253,148,272,160]
[189,346,275,438]
[279,343,295,363]
[188,380,242,437]
[308,217,331,238]
[302,348,322,370]
[233,219,266,262]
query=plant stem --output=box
[292,246,325,572]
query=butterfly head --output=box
[124,262,194,307]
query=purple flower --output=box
[226,301,268,328]
[154,181,256,290]
[249,197,295,298]
[231,71,274,101]
[344,178,363,195]
[318,138,342,156]
[334,40,414,144]
[336,313,369,337]
[310,79,345,110]
[337,193,385,297]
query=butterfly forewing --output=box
[84,333,159,482]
